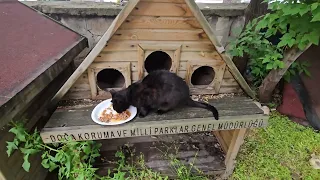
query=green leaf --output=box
[266,63,273,70]
[83,145,91,155]
[262,58,270,64]
[311,3,319,11]
[287,39,296,47]
[22,154,31,172]
[305,70,311,77]
[41,159,50,169]
[299,5,310,16]
[6,141,18,156]
[49,161,58,172]
[308,31,320,45]
[20,148,41,155]
[278,62,285,69]
[277,40,288,48]
[9,127,26,142]
[311,12,320,22]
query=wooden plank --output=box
[219,130,233,148]
[213,131,228,153]
[172,46,182,73]
[183,0,256,99]
[181,51,222,61]
[190,86,242,94]
[51,0,140,105]
[221,54,256,99]
[140,0,186,3]
[184,0,223,53]
[214,63,227,93]
[224,68,235,79]
[41,114,267,143]
[186,60,226,94]
[222,78,238,87]
[41,96,267,143]
[103,40,215,52]
[95,51,137,62]
[111,29,208,41]
[131,2,193,17]
[137,45,145,79]
[95,133,225,178]
[222,128,247,179]
[131,70,187,81]
[139,43,181,51]
[120,16,201,29]
[63,90,91,100]
[129,61,235,74]
[87,68,97,99]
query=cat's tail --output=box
[186,98,219,120]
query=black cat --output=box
[110,70,219,120]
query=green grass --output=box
[231,112,320,180]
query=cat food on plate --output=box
[91,98,137,126]
[99,105,131,123]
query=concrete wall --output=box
[24,1,247,66]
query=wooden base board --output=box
[94,133,226,178]
[40,96,268,143]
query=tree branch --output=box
[258,43,312,103]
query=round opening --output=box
[144,51,172,73]
[191,66,215,85]
[96,69,125,90]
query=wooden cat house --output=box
[41,0,268,178]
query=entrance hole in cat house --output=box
[191,66,215,85]
[96,69,125,90]
[144,51,172,73]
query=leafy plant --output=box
[6,122,101,180]
[7,123,209,180]
[228,0,320,86]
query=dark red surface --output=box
[0,1,81,106]
[278,83,306,120]
[299,45,320,119]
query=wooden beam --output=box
[184,0,256,99]
[222,128,247,179]
[51,0,140,105]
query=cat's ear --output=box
[109,89,116,97]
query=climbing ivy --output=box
[228,0,320,86]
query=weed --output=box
[231,112,320,179]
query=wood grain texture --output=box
[120,16,201,29]
[95,133,225,178]
[220,54,256,99]
[51,0,140,105]
[103,40,215,52]
[111,29,208,41]
[181,51,222,61]
[186,60,226,94]
[137,45,145,79]
[184,0,223,52]
[131,2,193,17]
[95,51,137,62]
[222,128,247,179]
[41,96,267,143]
[87,68,97,99]
[172,46,182,73]
[140,0,186,3]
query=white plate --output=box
[91,99,137,126]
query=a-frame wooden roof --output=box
[51,0,255,105]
